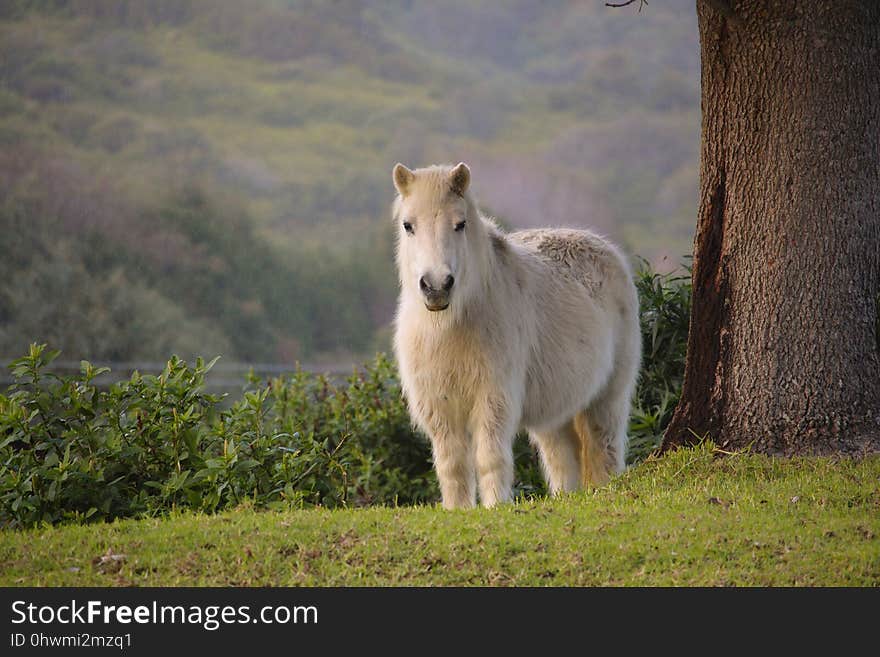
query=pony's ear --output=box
[449,162,470,196]
[393,163,414,196]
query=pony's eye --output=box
[403,221,413,234]
[454,221,466,232]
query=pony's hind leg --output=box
[529,421,583,494]
[574,410,624,486]
[577,322,639,486]
[576,368,632,485]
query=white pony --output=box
[392,162,641,508]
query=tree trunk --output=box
[662,0,880,455]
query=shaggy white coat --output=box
[392,163,641,508]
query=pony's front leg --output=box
[430,428,476,509]
[473,401,517,507]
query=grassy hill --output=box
[2,445,877,586]
[0,0,699,364]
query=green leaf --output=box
[0,435,20,450]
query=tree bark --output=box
[663,0,880,455]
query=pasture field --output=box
[1,444,877,586]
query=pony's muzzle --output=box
[419,274,454,311]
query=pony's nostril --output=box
[442,275,455,291]
[419,276,430,292]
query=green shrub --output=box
[220,354,437,509]
[0,345,440,528]
[1,345,220,526]
[628,260,691,461]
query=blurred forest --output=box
[0,0,699,365]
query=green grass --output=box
[1,444,878,586]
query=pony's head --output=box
[392,162,486,315]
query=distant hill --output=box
[0,0,699,363]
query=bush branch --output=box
[605,0,645,8]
